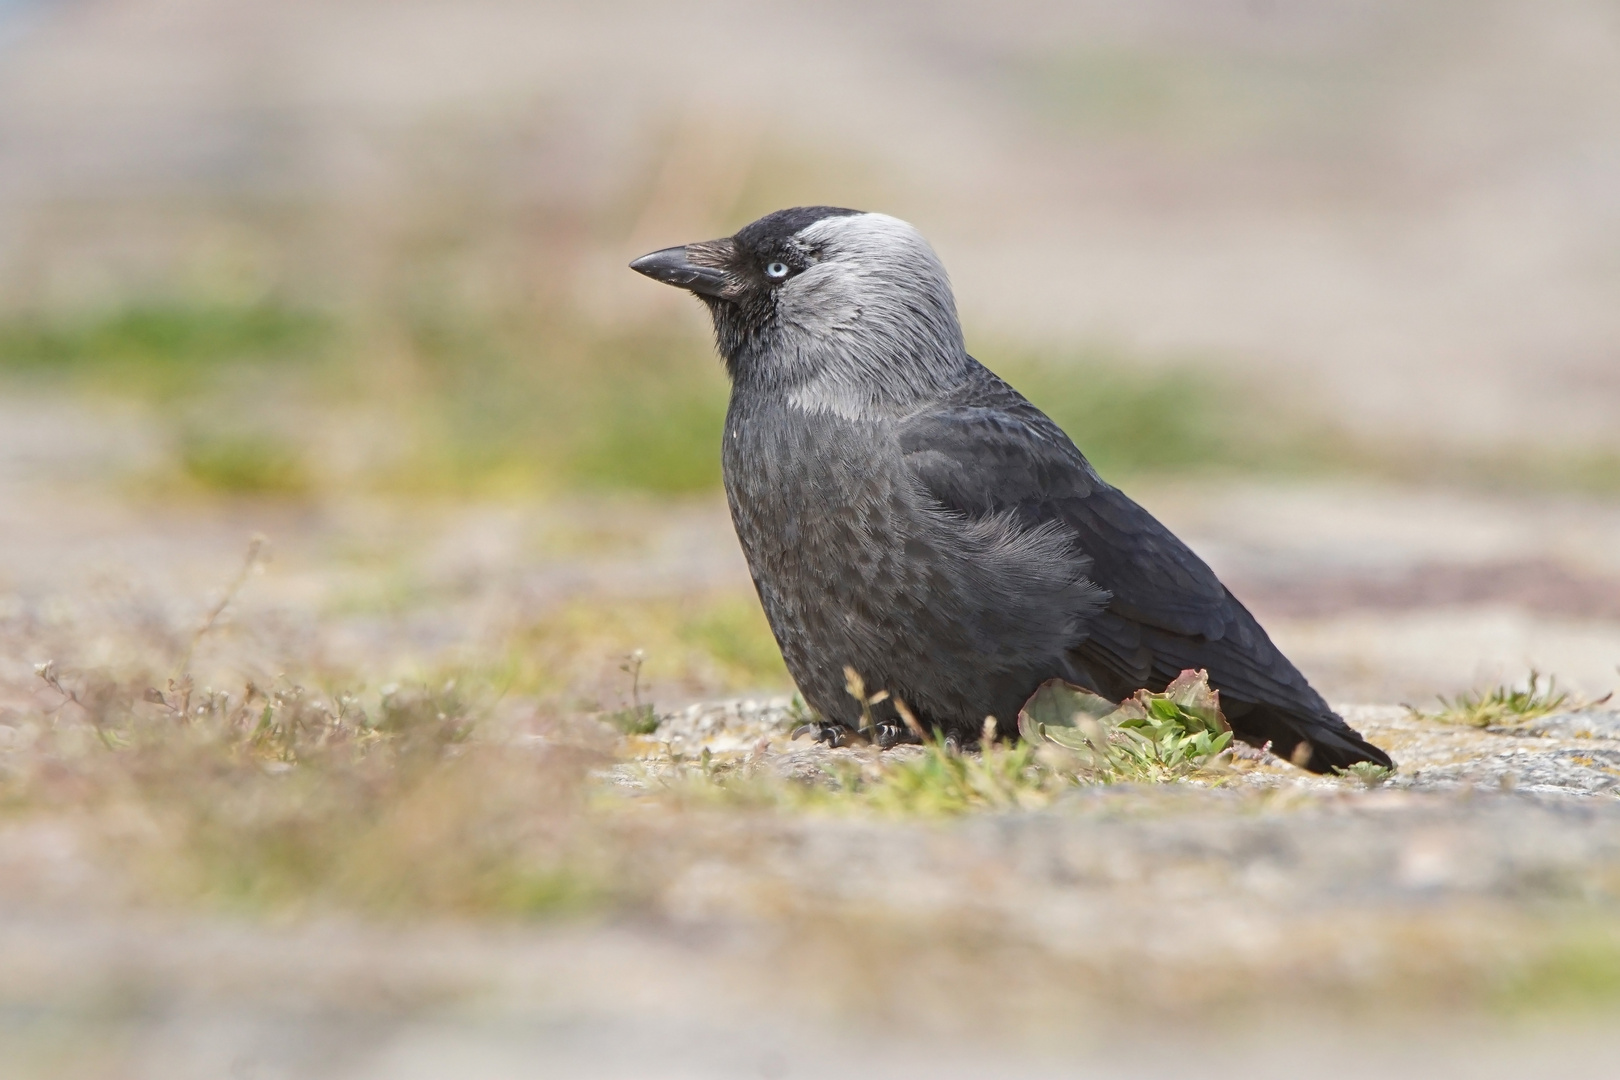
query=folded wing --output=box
[899,366,1393,773]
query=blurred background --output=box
[4,0,1619,709]
[4,2,1620,1075]
[3,0,1619,713]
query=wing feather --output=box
[898,365,1392,772]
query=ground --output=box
[9,701,1620,1077]
[4,397,1620,1078]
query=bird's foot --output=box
[791,720,855,748]
[788,719,918,748]
[869,719,919,749]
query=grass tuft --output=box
[864,722,1056,815]
[1334,761,1394,787]
[1422,670,1573,728]
[657,674,1240,819]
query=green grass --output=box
[1334,761,1395,787]
[1423,670,1573,728]
[986,346,1377,481]
[1494,930,1620,1013]
[676,598,790,684]
[862,732,1057,814]
[0,301,329,391]
[0,302,1360,496]
[391,305,729,495]
[992,352,1243,475]
[642,732,1063,817]
[498,594,789,701]
[1015,670,1234,784]
[2,300,1615,498]
[179,431,311,495]
[660,672,1238,818]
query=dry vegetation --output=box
[6,593,1243,920]
[9,675,1620,1062]
[1417,670,1603,729]
[7,557,1620,1032]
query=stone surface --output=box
[632,697,1620,802]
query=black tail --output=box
[1225,700,1395,774]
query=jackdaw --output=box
[631,207,1393,773]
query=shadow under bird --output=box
[631,207,1393,773]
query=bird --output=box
[630,207,1393,773]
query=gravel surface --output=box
[642,697,1620,800]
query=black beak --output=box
[629,244,729,298]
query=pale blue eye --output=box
[765,262,790,279]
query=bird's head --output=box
[631,207,968,413]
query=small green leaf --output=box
[1017,679,1115,739]
[1015,670,1231,785]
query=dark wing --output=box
[898,366,1392,773]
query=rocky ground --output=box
[647,696,1620,798]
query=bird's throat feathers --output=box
[708,212,972,419]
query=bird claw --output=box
[791,721,853,748]
[871,719,917,749]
